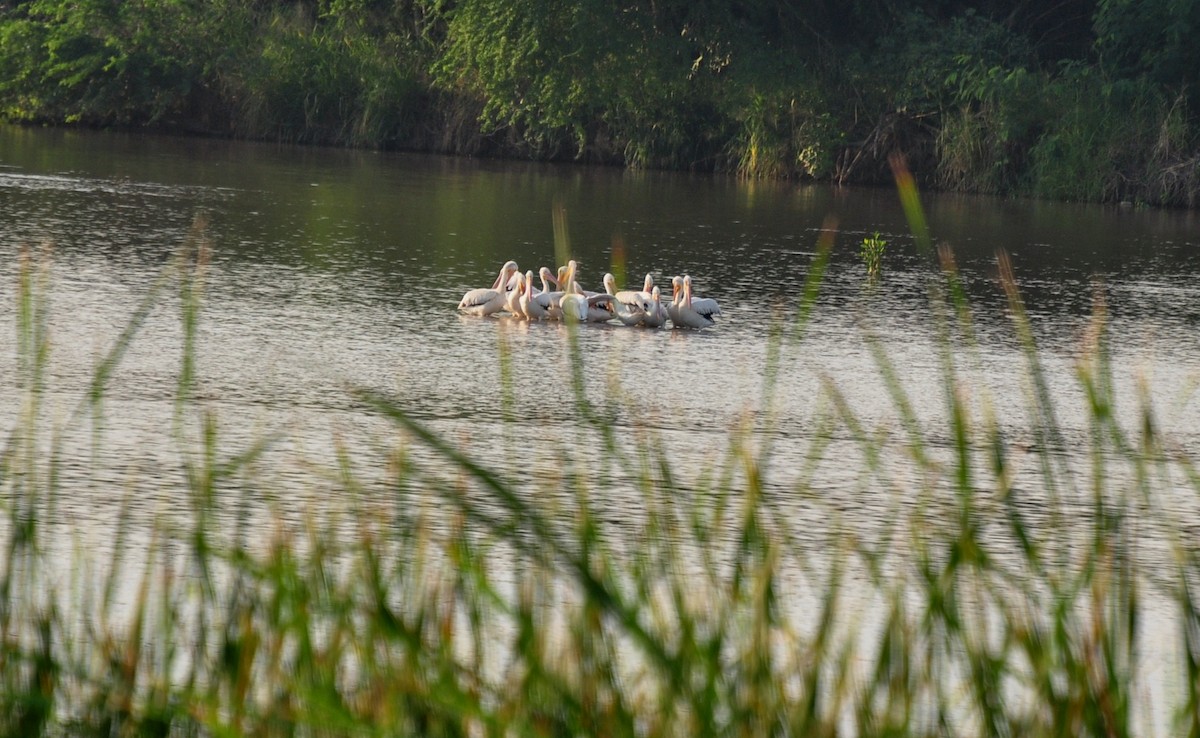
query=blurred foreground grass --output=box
[2,187,1200,738]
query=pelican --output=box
[519,270,549,320]
[585,292,617,323]
[458,261,519,316]
[559,268,590,323]
[672,274,716,329]
[633,273,656,307]
[549,260,593,320]
[684,274,721,318]
[560,289,590,322]
[603,272,653,312]
[535,266,567,319]
[611,296,647,326]
[565,260,603,297]
[641,286,669,328]
[506,270,527,318]
[536,267,558,298]
[559,260,577,290]
[666,276,685,326]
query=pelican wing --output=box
[458,287,505,316]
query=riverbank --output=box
[2,1,1199,208]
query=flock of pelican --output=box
[457,260,721,329]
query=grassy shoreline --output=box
[3,2,1200,207]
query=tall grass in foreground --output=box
[2,183,1200,737]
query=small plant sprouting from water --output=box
[860,230,886,281]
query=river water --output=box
[3,125,1200,730]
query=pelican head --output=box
[671,275,684,303]
[493,260,520,290]
[603,272,617,295]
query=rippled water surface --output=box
[3,127,1200,488]
[4,126,1200,727]
[5,127,1200,473]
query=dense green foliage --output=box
[3,0,1200,205]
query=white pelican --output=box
[559,268,590,323]
[684,274,721,318]
[549,260,594,320]
[519,270,549,320]
[560,289,590,322]
[611,296,647,326]
[458,261,519,316]
[603,272,653,312]
[641,286,669,328]
[536,267,558,298]
[585,292,617,323]
[672,274,717,329]
[534,266,567,319]
[666,276,684,326]
[633,273,655,306]
[506,270,527,318]
[565,260,604,297]
[559,260,577,290]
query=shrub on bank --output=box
[3,1,1200,206]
